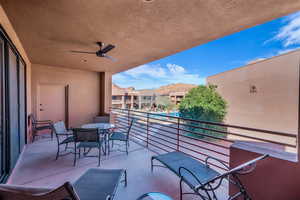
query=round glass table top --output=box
[136,192,173,200]
[81,123,115,130]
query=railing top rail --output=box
[110,107,297,138]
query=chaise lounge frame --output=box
[151,151,268,200]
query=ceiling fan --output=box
[70,42,117,62]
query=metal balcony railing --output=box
[110,108,297,172]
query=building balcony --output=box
[8,108,298,199]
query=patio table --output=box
[81,123,115,155]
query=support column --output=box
[131,95,134,109]
[138,95,142,109]
[99,72,112,115]
[121,95,125,109]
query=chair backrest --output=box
[28,113,37,124]
[53,121,68,135]
[73,128,99,143]
[207,154,269,185]
[126,119,134,139]
[0,182,79,200]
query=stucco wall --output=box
[207,51,300,134]
[0,5,31,114]
[31,64,100,127]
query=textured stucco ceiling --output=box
[1,0,300,73]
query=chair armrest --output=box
[34,121,53,125]
[36,119,53,123]
[205,156,229,170]
[0,184,53,195]
[179,167,203,189]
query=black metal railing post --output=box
[146,113,149,147]
[177,118,180,151]
[127,109,130,125]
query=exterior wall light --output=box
[250,85,257,93]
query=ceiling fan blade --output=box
[100,44,115,54]
[70,50,96,54]
[103,54,117,62]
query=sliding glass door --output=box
[0,27,27,181]
[0,37,4,180]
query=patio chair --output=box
[73,128,103,166]
[29,113,53,142]
[151,151,268,200]
[108,119,134,155]
[52,121,74,160]
[0,168,127,200]
[0,182,79,200]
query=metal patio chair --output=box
[29,114,53,142]
[52,121,74,160]
[108,119,134,155]
[0,168,127,200]
[73,128,103,166]
[151,151,269,200]
[0,182,79,200]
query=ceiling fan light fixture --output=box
[143,0,154,3]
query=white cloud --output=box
[124,64,166,78]
[113,63,205,89]
[277,47,300,55]
[273,11,300,47]
[166,63,186,74]
[246,57,267,65]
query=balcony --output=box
[7,108,298,200]
[8,129,229,200]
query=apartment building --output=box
[112,83,196,109]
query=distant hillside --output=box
[138,83,197,95]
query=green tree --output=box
[179,85,227,139]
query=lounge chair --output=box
[0,168,127,200]
[151,151,268,200]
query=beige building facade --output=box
[207,50,300,149]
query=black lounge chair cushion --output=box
[77,141,103,148]
[60,136,74,144]
[110,132,127,141]
[73,168,125,200]
[152,152,220,188]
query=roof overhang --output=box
[1,0,300,73]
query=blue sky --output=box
[113,11,300,90]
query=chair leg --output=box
[124,170,127,187]
[98,147,101,166]
[108,140,110,156]
[151,158,154,172]
[79,148,81,159]
[73,144,77,167]
[56,144,60,160]
[32,133,36,143]
[180,178,183,200]
[51,129,53,140]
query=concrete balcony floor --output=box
[8,137,228,200]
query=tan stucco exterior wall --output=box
[207,51,300,149]
[31,64,100,127]
[0,5,32,114]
